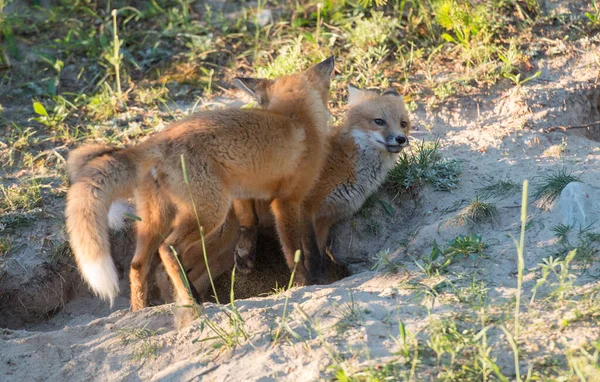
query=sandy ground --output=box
[2,35,600,381]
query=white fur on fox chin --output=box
[79,255,120,306]
[108,200,132,230]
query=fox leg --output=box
[270,199,310,285]
[232,199,258,274]
[158,201,227,328]
[130,179,173,311]
[301,215,324,283]
[315,216,334,256]
[186,210,240,300]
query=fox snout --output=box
[384,134,408,153]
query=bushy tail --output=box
[65,145,142,305]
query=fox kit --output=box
[169,84,412,296]
[65,58,335,320]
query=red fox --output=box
[165,84,412,297]
[65,58,335,320]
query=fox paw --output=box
[234,245,256,274]
[234,228,257,274]
[174,304,199,330]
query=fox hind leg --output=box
[130,178,173,311]
[270,198,311,286]
[232,199,259,274]
[158,201,228,328]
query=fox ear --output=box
[308,56,335,83]
[347,83,374,106]
[233,77,272,106]
[382,88,400,97]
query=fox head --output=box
[232,56,335,114]
[345,84,411,154]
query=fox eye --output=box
[401,121,408,128]
[374,118,386,126]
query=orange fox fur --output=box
[65,58,335,320]
[165,84,412,297]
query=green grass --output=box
[477,178,520,200]
[371,249,404,274]
[386,139,461,197]
[0,180,42,214]
[533,168,580,209]
[418,234,487,276]
[118,325,161,362]
[451,196,498,227]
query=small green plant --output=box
[371,249,403,274]
[550,224,600,268]
[530,250,577,305]
[477,178,520,200]
[386,139,461,197]
[334,292,365,333]
[418,234,486,276]
[118,325,161,361]
[86,82,119,121]
[257,37,314,79]
[452,196,498,226]
[0,180,42,214]
[31,98,73,131]
[272,249,303,345]
[585,0,600,24]
[533,168,579,208]
[503,70,541,87]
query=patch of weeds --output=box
[424,314,504,381]
[446,234,486,258]
[0,237,12,274]
[335,292,365,333]
[1,124,39,167]
[457,277,489,308]
[357,196,377,218]
[585,0,600,25]
[341,11,396,87]
[85,82,119,121]
[31,98,72,130]
[257,37,315,79]
[386,139,461,197]
[433,82,456,101]
[476,178,520,200]
[134,86,169,107]
[333,360,407,382]
[533,168,579,209]
[0,180,42,214]
[371,249,403,274]
[49,240,71,263]
[451,196,498,226]
[551,223,572,244]
[418,234,486,276]
[118,325,161,362]
[365,219,381,237]
[549,224,600,269]
[531,249,577,305]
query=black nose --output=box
[396,136,407,145]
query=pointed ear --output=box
[347,83,374,107]
[382,88,400,97]
[308,56,335,82]
[233,77,272,105]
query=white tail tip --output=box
[108,199,133,231]
[79,255,120,306]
